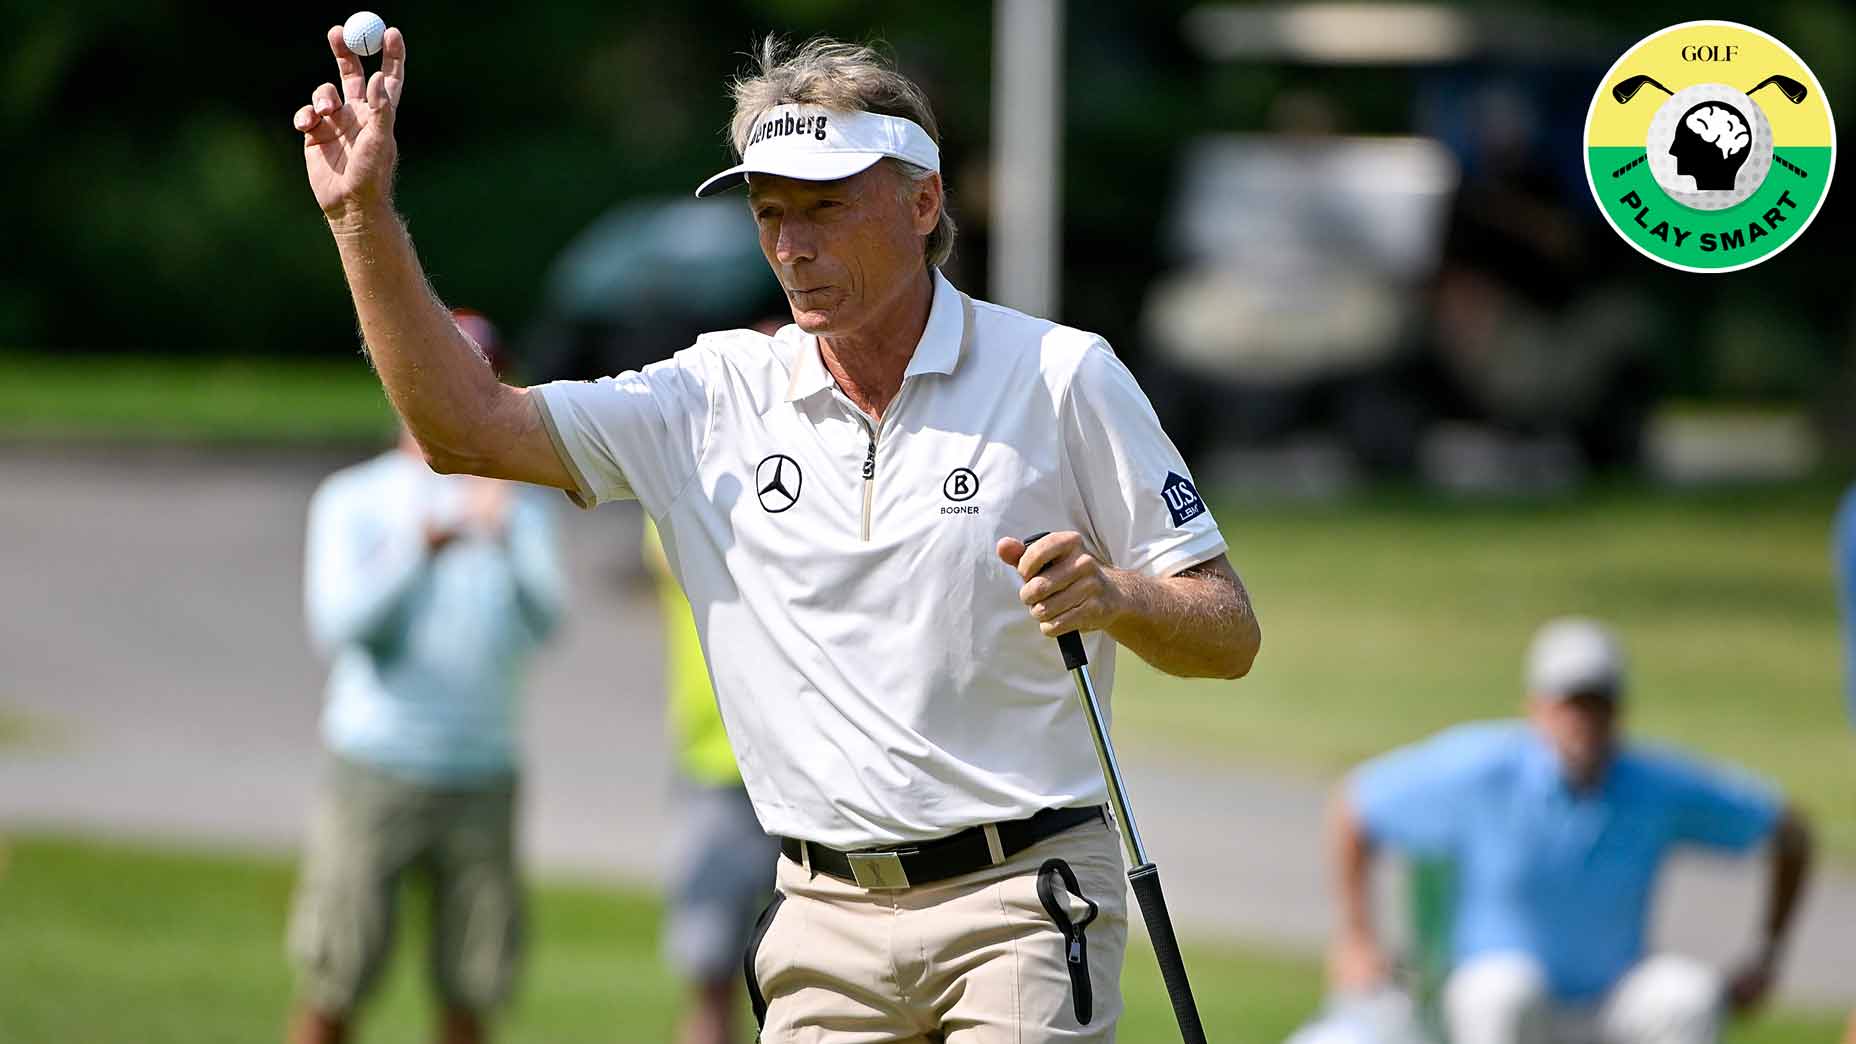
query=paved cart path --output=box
[1,448,1849,1008]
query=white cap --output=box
[695,103,941,198]
[1525,617,1626,699]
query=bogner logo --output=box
[747,111,830,148]
[941,468,980,515]
[1585,20,1835,272]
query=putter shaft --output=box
[1069,661,1149,868]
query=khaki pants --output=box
[748,816,1127,1043]
[1444,952,1723,1044]
[287,755,524,1015]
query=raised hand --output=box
[293,25,406,223]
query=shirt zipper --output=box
[860,421,877,541]
[840,382,913,543]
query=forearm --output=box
[328,205,504,470]
[1104,557,1259,678]
[1759,809,1813,958]
[1329,790,1378,944]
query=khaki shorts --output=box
[288,756,523,1015]
[747,815,1128,1042]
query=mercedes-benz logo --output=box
[943,467,979,502]
[756,454,802,513]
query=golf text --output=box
[1614,187,1798,254]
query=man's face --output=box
[1528,691,1619,788]
[747,163,939,338]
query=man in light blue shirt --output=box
[287,311,564,1044]
[1327,618,1813,1044]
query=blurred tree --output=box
[0,0,1848,424]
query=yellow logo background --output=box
[1587,22,1831,148]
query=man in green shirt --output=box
[645,521,779,1044]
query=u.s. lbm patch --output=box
[1161,472,1204,526]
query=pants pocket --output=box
[1035,858,1099,1025]
[742,890,786,1031]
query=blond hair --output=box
[727,36,957,267]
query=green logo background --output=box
[1588,146,1831,269]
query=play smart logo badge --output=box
[1585,21,1835,272]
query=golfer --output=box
[293,29,1260,1041]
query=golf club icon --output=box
[1608,73,1813,179]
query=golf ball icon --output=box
[1647,85,1773,210]
[1608,71,1811,211]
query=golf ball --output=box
[343,11,387,57]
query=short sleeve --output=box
[1350,726,1501,857]
[1061,341,1226,577]
[530,348,715,516]
[1651,751,1781,853]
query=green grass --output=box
[0,352,392,444]
[1117,483,1856,859]
[0,835,1838,1043]
[0,711,33,748]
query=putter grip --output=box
[1128,862,1209,1044]
[1020,532,1089,670]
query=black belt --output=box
[781,805,1107,890]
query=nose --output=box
[774,215,816,266]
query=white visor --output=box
[695,103,941,197]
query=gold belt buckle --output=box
[845,849,913,890]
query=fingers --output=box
[1006,530,1109,635]
[295,104,340,146]
[327,25,367,104]
[307,81,360,138]
[994,537,1025,568]
[312,82,341,116]
[1030,577,1094,625]
[297,84,350,144]
[1039,594,1099,637]
[1017,530,1081,579]
[380,28,406,107]
[1018,548,1095,605]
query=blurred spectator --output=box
[1419,84,1658,472]
[643,518,780,1044]
[287,311,564,1044]
[1838,486,1856,1044]
[1326,618,1813,1044]
[1836,485,1856,728]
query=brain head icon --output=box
[1668,102,1752,191]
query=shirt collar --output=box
[1519,726,1614,799]
[782,269,966,402]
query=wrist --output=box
[1100,566,1141,630]
[325,197,399,237]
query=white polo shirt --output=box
[533,270,1227,847]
